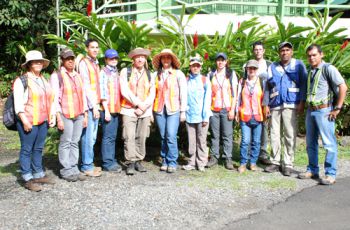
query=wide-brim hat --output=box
[152,49,181,70]
[128,47,151,59]
[21,50,50,69]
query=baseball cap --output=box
[279,41,293,50]
[105,49,119,59]
[189,54,203,66]
[60,48,75,59]
[246,60,259,69]
[215,52,227,60]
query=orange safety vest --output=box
[24,76,54,125]
[59,69,85,119]
[239,78,264,122]
[82,58,101,104]
[121,68,150,109]
[103,67,121,113]
[153,70,181,113]
[211,74,233,112]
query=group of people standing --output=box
[13,38,347,192]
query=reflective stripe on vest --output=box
[153,70,180,113]
[104,67,121,113]
[239,79,264,122]
[121,69,150,109]
[24,76,54,125]
[60,69,84,119]
[83,58,101,104]
[211,74,232,112]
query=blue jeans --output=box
[209,109,233,159]
[17,121,48,182]
[306,107,338,178]
[100,111,119,170]
[80,109,99,171]
[154,110,180,167]
[240,118,262,165]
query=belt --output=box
[309,104,330,111]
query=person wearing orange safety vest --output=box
[235,60,265,173]
[50,48,88,182]
[14,50,56,191]
[120,48,155,175]
[206,52,238,170]
[99,49,122,172]
[152,49,187,173]
[78,38,102,177]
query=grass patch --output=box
[0,162,19,177]
[0,123,20,150]
[259,177,297,190]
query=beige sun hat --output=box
[152,49,181,70]
[128,47,151,59]
[21,50,50,69]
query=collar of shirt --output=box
[189,73,200,79]
[132,67,145,79]
[106,65,117,73]
[61,66,77,78]
[87,55,99,65]
[160,68,173,81]
[215,68,226,82]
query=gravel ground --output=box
[1,150,350,230]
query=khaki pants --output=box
[122,115,151,162]
[270,108,297,168]
[186,123,209,167]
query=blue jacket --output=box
[186,73,212,123]
[265,58,307,108]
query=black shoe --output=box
[225,159,234,170]
[264,164,279,173]
[126,163,135,175]
[135,161,147,172]
[258,157,271,165]
[206,157,218,168]
[282,167,292,177]
[103,165,122,173]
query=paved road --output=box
[227,177,350,230]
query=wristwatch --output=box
[333,106,342,111]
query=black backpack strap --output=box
[209,70,215,81]
[126,67,132,82]
[146,69,151,82]
[56,70,64,89]
[19,75,28,90]
[322,63,338,105]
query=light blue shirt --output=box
[186,73,212,123]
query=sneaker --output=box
[160,165,168,171]
[264,164,279,173]
[249,164,258,171]
[126,163,135,175]
[238,164,246,174]
[182,165,195,171]
[83,169,102,177]
[62,175,78,182]
[135,161,147,172]
[206,157,218,168]
[225,159,234,170]
[282,167,292,177]
[198,166,205,172]
[320,176,336,185]
[32,176,55,184]
[167,166,176,173]
[24,179,42,192]
[298,171,319,180]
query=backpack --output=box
[126,67,151,82]
[3,75,28,131]
[322,63,339,106]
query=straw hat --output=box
[21,50,50,69]
[128,47,151,59]
[152,49,181,70]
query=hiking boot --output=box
[282,167,292,177]
[298,171,319,180]
[206,157,218,168]
[225,159,234,170]
[249,164,258,171]
[182,165,195,171]
[320,176,336,185]
[24,180,42,192]
[103,165,122,173]
[83,169,102,177]
[160,165,168,171]
[32,176,55,184]
[135,161,147,172]
[264,164,280,173]
[77,173,88,181]
[126,163,135,175]
[167,166,176,173]
[198,166,205,172]
[258,157,271,165]
[62,175,78,182]
[238,164,246,174]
